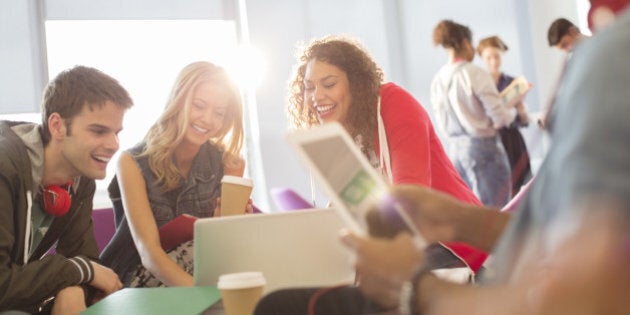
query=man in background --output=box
[547,17,588,53]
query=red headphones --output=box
[40,183,72,217]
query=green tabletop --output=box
[82,286,221,315]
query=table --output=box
[82,286,222,315]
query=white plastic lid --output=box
[217,271,266,290]
[221,175,254,187]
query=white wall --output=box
[0,0,582,210]
[0,0,45,113]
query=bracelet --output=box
[398,280,415,315]
[399,267,429,315]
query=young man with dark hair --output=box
[547,17,587,52]
[0,65,133,314]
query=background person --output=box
[100,61,252,288]
[547,17,588,53]
[477,35,532,196]
[0,66,133,314]
[431,19,516,207]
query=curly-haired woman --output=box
[287,35,485,269]
[255,35,488,315]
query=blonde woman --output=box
[100,61,251,287]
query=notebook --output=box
[286,122,426,245]
[193,208,355,293]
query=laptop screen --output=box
[193,209,355,292]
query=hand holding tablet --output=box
[287,122,427,249]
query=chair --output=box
[270,187,314,211]
[92,207,116,253]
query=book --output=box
[499,76,531,108]
[158,214,198,251]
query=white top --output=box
[430,61,516,138]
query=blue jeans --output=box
[448,136,511,207]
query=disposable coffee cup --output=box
[217,271,266,315]
[221,175,254,216]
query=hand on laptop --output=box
[340,230,424,309]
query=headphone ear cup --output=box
[41,185,72,217]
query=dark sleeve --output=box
[0,169,96,311]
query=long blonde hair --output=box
[141,61,244,190]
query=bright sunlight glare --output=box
[224,45,267,91]
[45,19,266,207]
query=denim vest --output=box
[129,142,224,226]
[100,142,224,284]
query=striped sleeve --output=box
[68,256,94,284]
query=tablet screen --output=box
[301,135,388,232]
[288,122,426,248]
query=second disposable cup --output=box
[217,271,266,315]
[221,175,253,216]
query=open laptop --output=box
[193,208,355,293]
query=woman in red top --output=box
[254,35,489,315]
[288,35,485,271]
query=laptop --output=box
[193,208,355,293]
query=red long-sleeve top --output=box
[376,82,487,271]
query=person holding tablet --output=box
[100,61,252,288]
[255,35,488,314]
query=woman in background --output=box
[100,61,251,287]
[477,35,532,196]
[430,19,516,207]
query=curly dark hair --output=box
[287,35,384,156]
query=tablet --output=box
[287,122,426,247]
